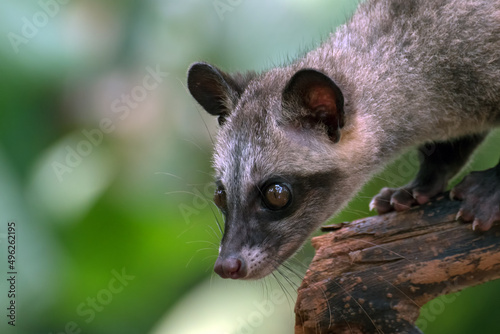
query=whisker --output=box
[154,171,185,180]
[207,203,223,235]
[271,270,296,309]
[206,224,222,241]
[179,77,216,144]
[287,251,383,333]
[379,275,421,308]
[194,169,215,178]
[329,277,384,334]
[186,239,219,247]
[350,238,411,262]
[181,137,204,152]
[185,248,216,268]
[164,190,206,199]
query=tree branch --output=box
[294,193,500,334]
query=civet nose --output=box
[214,256,247,279]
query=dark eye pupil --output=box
[214,187,227,212]
[264,183,291,210]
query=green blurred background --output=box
[0,0,499,333]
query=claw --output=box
[455,209,464,222]
[369,198,376,212]
[392,201,411,212]
[473,218,495,232]
[472,219,479,231]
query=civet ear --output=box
[187,62,255,125]
[282,69,345,142]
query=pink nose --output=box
[214,256,246,279]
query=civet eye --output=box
[213,186,227,212]
[263,183,291,210]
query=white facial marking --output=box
[240,246,271,279]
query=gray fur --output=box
[188,0,500,279]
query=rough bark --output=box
[295,193,500,334]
